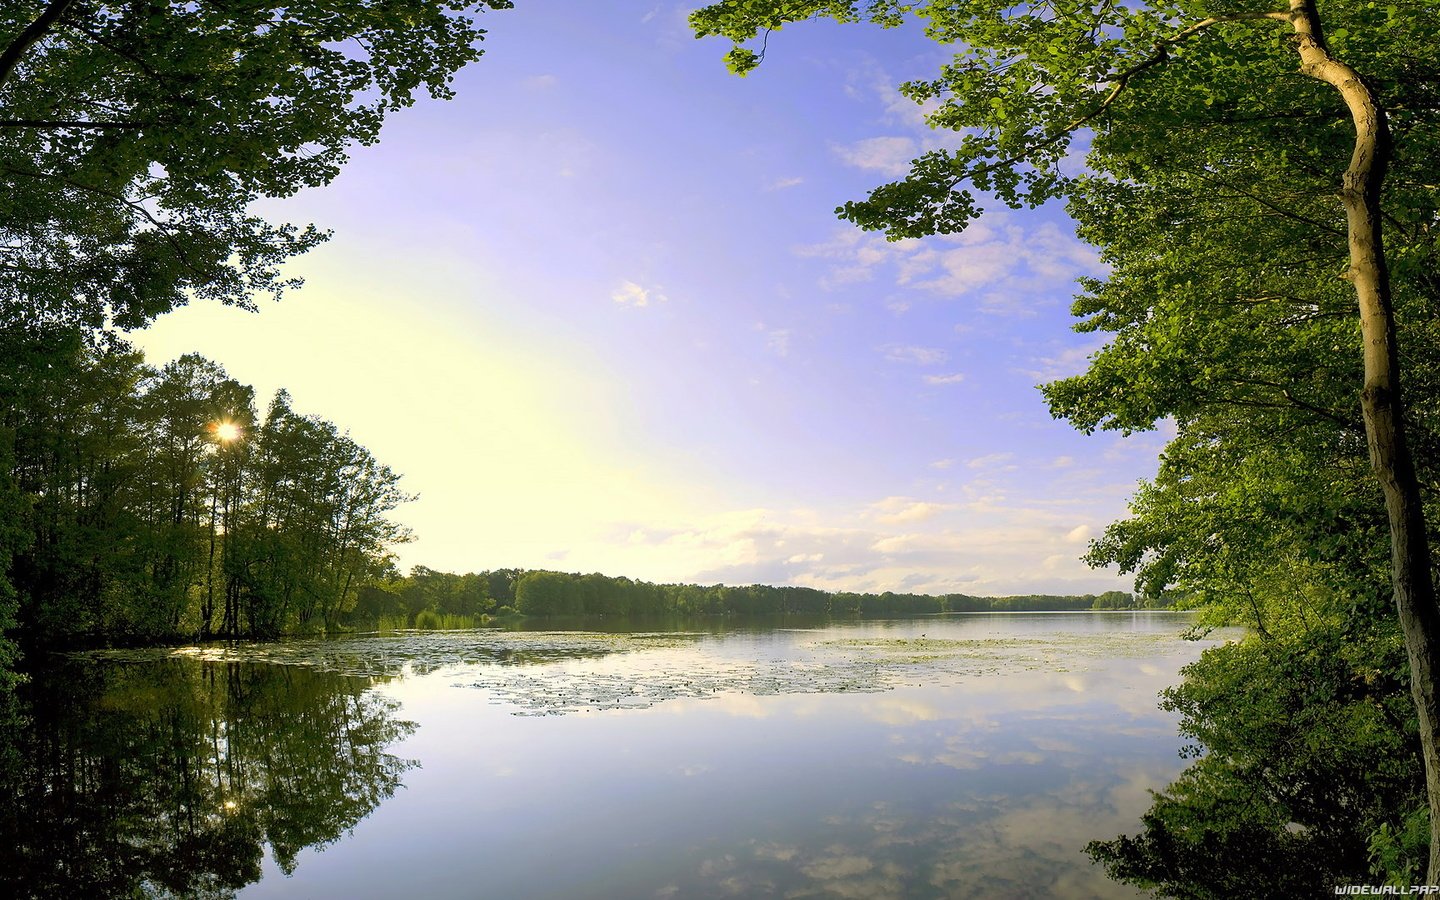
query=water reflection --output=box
[2,613,1213,898]
[635,666,1179,899]
[113,616,1203,717]
[0,657,415,899]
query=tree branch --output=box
[1192,169,1348,237]
[956,10,1294,187]
[4,165,206,277]
[0,0,78,92]
[0,118,148,129]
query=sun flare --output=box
[214,421,242,442]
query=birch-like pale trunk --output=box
[1287,0,1440,882]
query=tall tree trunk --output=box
[1289,0,1440,881]
[202,488,219,638]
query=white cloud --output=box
[930,458,956,470]
[845,61,948,140]
[901,221,1103,307]
[753,321,792,357]
[869,496,954,524]
[522,74,558,90]
[832,136,918,177]
[598,491,1137,597]
[1017,337,1108,382]
[923,373,966,385]
[823,266,877,288]
[967,452,1016,470]
[767,176,805,191]
[611,280,667,307]
[795,216,1102,311]
[882,344,947,366]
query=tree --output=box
[134,353,256,636]
[693,0,1440,878]
[0,338,413,644]
[1084,618,1422,893]
[0,0,513,330]
[514,570,578,617]
[3,329,149,641]
[224,389,412,635]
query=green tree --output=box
[4,330,148,641]
[0,337,413,644]
[485,568,521,604]
[514,570,573,617]
[0,0,513,330]
[1085,620,1420,893]
[134,353,255,636]
[225,390,411,635]
[394,566,493,621]
[694,0,1440,877]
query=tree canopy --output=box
[1,333,413,643]
[0,0,514,658]
[0,0,512,330]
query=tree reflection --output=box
[0,656,416,898]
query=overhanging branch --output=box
[0,118,148,129]
[0,0,78,92]
[956,9,1294,187]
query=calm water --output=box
[4,612,1221,899]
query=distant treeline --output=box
[352,566,1168,627]
[0,329,412,647]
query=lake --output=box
[2,611,1222,899]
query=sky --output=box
[132,1,1170,597]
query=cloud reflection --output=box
[673,771,1164,900]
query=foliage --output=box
[1027,3,1437,884]
[504,567,1143,617]
[0,0,513,330]
[0,330,413,643]
[1370,805,1430,888]
[350,566,494,629]
[1086,619,1421,895]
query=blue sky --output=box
[134,2,1168,595]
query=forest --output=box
[0,0,516,677]
[2,330,410,645]
[353,563,1151,628]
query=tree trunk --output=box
[202,488,219,638]
[1289,0,1440,882]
